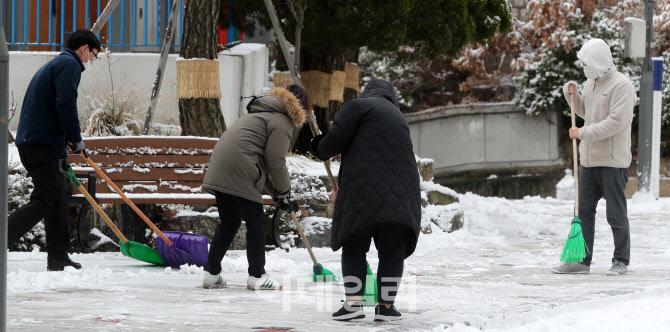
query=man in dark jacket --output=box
[201,85,308,290]
[311,79,421,322]
[8,30,100,271]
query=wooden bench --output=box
[66,136,284,250]
[67,136,275,205]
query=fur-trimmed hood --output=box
[246,88,306,127]
[268,87,306,127]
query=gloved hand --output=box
[57,159,68,174]
[68,141,87,157]
[274,190,293,214]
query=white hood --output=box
[577,39,614,80]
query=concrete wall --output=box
[220,43,270,120]
[8,43,268,133]
[407,102,562,177]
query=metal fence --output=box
[0,0,240,51]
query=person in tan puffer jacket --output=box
[552,38,636,276]
[201,85,308,290]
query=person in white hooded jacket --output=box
[552,38,636,276]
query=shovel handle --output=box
[81,153,174,246]
[285,200,319,266]
[76,184,129,244]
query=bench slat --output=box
[80,137,218,153]
[86,181,206,194]
[68,154,211,168]
[71,193,275,205]
[74,168,208,181]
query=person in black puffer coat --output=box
[311,78,421,322]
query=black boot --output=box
[374,304,401,322]
[47,257,82,271]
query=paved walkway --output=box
[6,195,670,331]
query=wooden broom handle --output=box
[75,184,128,244]
[570,92,579,216]
[81,153,174,246]
[306,109,339,191]
[285,201,318,266]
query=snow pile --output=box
[7,265,145,293]
[287,155,339,202]
[555,169,574,200]
[300,217,332,236]
[422,203,463,233]
[175,264,204,275]
[289,172,331,202]
[174,209,220,218]
[437,291,670,332]
[89,228,118,250]
[286,154,340,178]
[8,156,45,252]
[421,180,459,197]
[416,155,434,166]
[8,143,21,166]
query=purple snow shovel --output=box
[156,232,209,267]
[81,152,209,268]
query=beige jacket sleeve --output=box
[563,81,585,118]
[262,125,292,195]
[578,81,636,141]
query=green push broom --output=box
[361,262,378,306]
[560,92,588,263]
[285,205,378,306]
[285,202,339,282]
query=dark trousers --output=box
[341,224,409,305]
[205,191,266,277]
[579,166,630,266]
[7,143,70,260]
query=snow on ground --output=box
[6,193,670,331]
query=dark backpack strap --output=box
[244,95,262,112]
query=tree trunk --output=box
[178,0,226,137]
[343,49,360,103]
[179,99,227,136]
[291,50,345,154]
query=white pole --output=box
[637,0,655,193]
[651,57,663,199]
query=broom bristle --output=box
[361,262,377,306]
[312,263,341,282]
[560,216,588,263]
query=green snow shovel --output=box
[560,92,588,263]
[64,165,165,265]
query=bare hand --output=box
[568,84,575,95]
[569,126,580,139]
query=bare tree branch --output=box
[263,0,301,85]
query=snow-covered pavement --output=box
[6,194,670,331]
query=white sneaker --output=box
[203,272,227,289]
[247,274,282,290]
